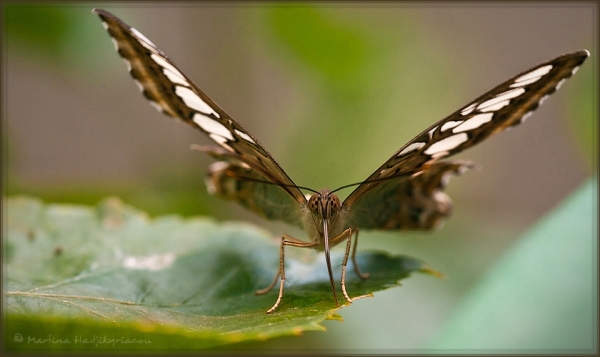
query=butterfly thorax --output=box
[303,190,347,249]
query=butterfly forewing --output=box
[93,9,305,205]
[343,50,589,218]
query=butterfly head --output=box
[307,189,343,306]
[307,190,341,227]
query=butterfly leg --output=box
[351,227,370,280]
[339,229,355,304]
[257,234,319,314]
[329,228,372,304]
[255,271,280,295]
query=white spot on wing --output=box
[555,78,566,90]
[150,54,189,85]
[193,113,233,140]
[441,121,462,132]
[572,66,580,75]
[496,87,526,99]
[410,170,423,178]
[379,167,391,176]
[130,27,157,49]
[424,133,468,155]
[123,58,132,72]
[149,100,164,113]
[478,87,525,111]
[433,190,451,206]
[457,164,471,175]
[163,68,189,85]
[509,76,541,88]
[452,113,493,133]
[209,133,234,152]
[479,100,509,112]
[110,37,119,51]
[133,79,144,92]
[397,142,425,156]
[538,94,550,106]
[150,53,173,70]
[208,161,230,173]
[521,111,534,123]
[431,151,449,159]
[428,127,437,138]
[440,171,454,188]
[205,176,216,195]
[514,64,553,83]
[461,103,477,116]
[175,86,219,118]
[234,129,256,144]
[101,21,109,30]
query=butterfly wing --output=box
[201,145,305,228]
[93,9,307,224]
[344,50,589,229]
[344,160,475,230]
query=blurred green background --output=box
[3,2,597,352]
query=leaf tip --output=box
[326,312,344,321]
[291,327,304,336]
[420,265,446,279]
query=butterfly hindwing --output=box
[343,50,589,229]
[201,146,305,227]
[93,9,306,207]
[344,160,475,230]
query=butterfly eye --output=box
[307,194,321,215]
[326,194,341,219]
[307,192,341,222]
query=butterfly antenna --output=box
[224,167,409,196]
[224,171,320,194]
[329,174,407,195]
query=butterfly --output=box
[93,8,589,314]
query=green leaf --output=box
[426,177,597,351]
[3,196,433,351]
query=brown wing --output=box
[344,161,475,230]
[93,8,305,204]
[200,146,305,227]
[344,50,589,229]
